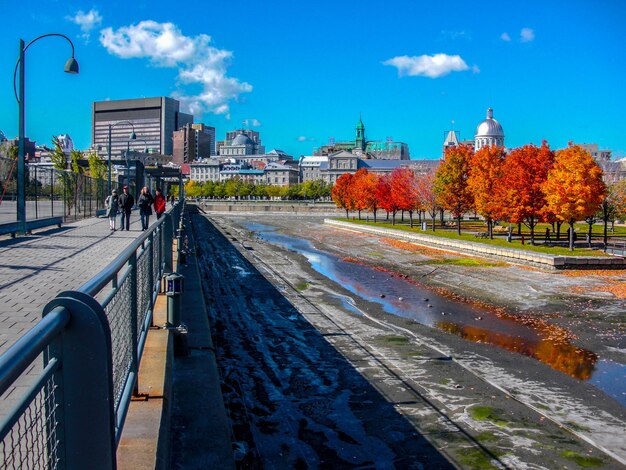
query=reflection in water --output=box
[438,322,597,380]
[244,222,626,405]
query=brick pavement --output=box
[0,212,147,416]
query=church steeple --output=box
[355,113,366,151]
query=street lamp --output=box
[107,120,136,195]
[14,34,79,234]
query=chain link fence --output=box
[0,156,112,224]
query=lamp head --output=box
[130,131,137,140]
[64,57,79,74]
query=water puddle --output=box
[243,222,626,406]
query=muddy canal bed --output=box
[193,211,626,469]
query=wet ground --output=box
[191,208,626,469]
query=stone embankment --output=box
[200,200,341,214]
[325,219,626,270]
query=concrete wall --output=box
[324,219,626,270]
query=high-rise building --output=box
[92,97,193,158]
[172,123,215,165]
[192,123,216,157]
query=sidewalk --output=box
[0,212,147,415]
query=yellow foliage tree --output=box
[542,144,606,250]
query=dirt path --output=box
[192,209,626,469]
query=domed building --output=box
[474,108,504,151]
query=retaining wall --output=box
[324,219,626,270]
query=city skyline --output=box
[0,0,624,159]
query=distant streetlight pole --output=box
[14,33,79,234]
[107,121,136,195]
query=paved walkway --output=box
[0,212,147,415]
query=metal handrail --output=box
[0,200,183,469]
[0,307,69,398]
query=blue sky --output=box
[1,0,624,159]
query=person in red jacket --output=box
[154,188,166,219]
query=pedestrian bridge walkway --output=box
[0,213,146,359]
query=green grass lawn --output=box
[338,218,612,257]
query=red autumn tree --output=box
[416,170,438,231]
[391,167,419,226]
[353,169,381,222]
[498,141,555,244]
[434,145,474,234]
[331,173,355,218]
[467,145,506,238]
[543,144,606,251]
[376,174,398,223]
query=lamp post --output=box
[107,121,136,196]
[14,34,79,234]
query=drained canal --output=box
[244,222,626,407]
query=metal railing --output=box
[0,156,113,225]
[0,201,182,469]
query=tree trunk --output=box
[569,221,575,251]
[556,221,562,240]
[392,211,396,225]
[529,216,535,245]
[401,210,405,222]
[457,215,461,235]
[373,209,377,223]
[517,222,522,236]
[439,208,445,225]
[358,209,361,220]
[345,209,349,219]
[487,218,493,239]
[602,203,609,248]
[409,211,413,228]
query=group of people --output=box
[105,186,167,231]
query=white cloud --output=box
[383,53,470,78]
[243,118,262,127]
[67,8,102,42]
[297,136,307,142]
[520,27,535,42]
[500,32,511,42]
[100,20,252,117]
[441,30,469,40]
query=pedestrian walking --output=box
[154,188,166,219]
[105,189,119,231]
[169,193,175,206]
[118,186,134,231]
[138,186,154,231]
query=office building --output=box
[173,123,215,165]
[92,97,193,158]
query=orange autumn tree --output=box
[391,167,419,227]
[331,173,355,218]
[352,169,381,221]
[434,144,474,234]
[499,142,555,244]
[542,144,606,251]
[350,169,369,219]
[467,145,506,238]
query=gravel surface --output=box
[191,208,626,469]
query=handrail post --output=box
[129,252,139,397]
[148,231,155,328]
[163,212,173,273]
[43,292,116,470]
